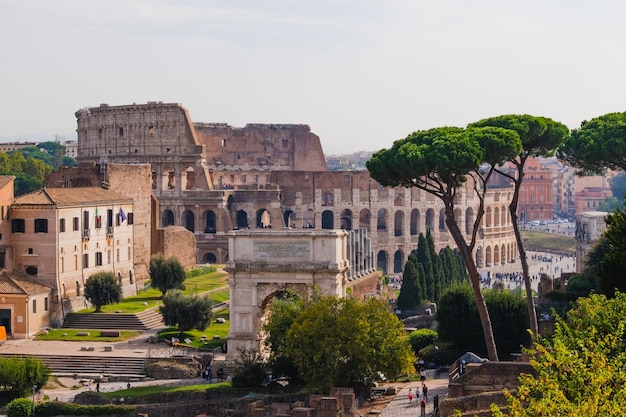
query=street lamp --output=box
[32,385,36,417]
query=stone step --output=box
[0,353,147,377]
[62,311,164,330]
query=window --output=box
[73,217,79,231]
[32,300,37,314]
[128,247,131,260]
[116,248,120,262]
[119,127,124,137]
[107,250,111,264]
[282,139,288,148]
[95,216,102,229]
[128,213,134,225]
[11,219,25,233]
[82,254,89,268]
[28,248,33,254]
[34,219,48,233]
[95,252,103,266]
[44,297,48,311]
[60,218,66,233]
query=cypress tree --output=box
[397,258,421,310]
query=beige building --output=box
[0,270,52,338]
[11,187,135,325]
[574,211,608,273]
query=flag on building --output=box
[119,208,127,223]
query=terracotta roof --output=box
[0,176,15,190]
[0,270,51,295]
[14,187,133,207]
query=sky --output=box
[2,1,626,155]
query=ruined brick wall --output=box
[195,123,328,172]
[346,271,381,299]
[155,226,197,269]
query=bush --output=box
[186,266,217,277]
[6,398,32,417]
[35,401,134,416]
[232,348,268,388]
[408,328,438,354]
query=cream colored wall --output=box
[0,292,50,338]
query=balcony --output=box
[106,226,114,237]
[82,229,90,240]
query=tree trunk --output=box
[447,219,499,361]
[510,201,539,336]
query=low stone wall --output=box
[441,361,535,416]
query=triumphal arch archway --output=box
[225,228,375,359]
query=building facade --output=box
[11,187,136,325]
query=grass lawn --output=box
[77,267,229,314]
[158,310,230,349]
[34,329,141,342]
[520,230,575,255]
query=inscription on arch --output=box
[254,240,310,260]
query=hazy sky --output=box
[2,1,626,154]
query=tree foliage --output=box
[437,284,530,360]
[0,151,53,196]
[160,290,213,332]
[596,208,626,297]
[282,296,415,391]
[492,292,626,416]
[367,125,522,360]
[84,272,122,313]
[558,111,626,174]
[470,114,569,337]
[396,255,422,311]
[0,356,50,400]
[149,255,186,296]
[408,328,438,354]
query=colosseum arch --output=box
[236,210,249,229]
[284,210,295,228]
[394,211,404,236]
[202,252,217,264]
[438,208,446,231]
[410,209,420,236]
[162,209,175,227]
[204,210,217,233]
[322,210,334,229]
[465,207,474,235]
[340,209,353,230]
[394,250,404,273]
[377,208,388,230]
[377,250,388,274]
[183,166,195,190]
[183,209,195,232]
[425,208,435,231]
[257,208,271,228]
[359,209,371,231]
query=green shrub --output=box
[186,265,217,277]
[6,398,32,417]
[35,401,134,416]
[408,328,438,354]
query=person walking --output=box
[422,384,428,402]
[408,388,413,403]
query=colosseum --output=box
[74,101,518,275]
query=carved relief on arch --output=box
[256,282,309,310]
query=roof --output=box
[0,176,15,190]
[0,270,52,295]
[14,187,133,207]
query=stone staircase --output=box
[0,353,147,378]
[62,309,164,330]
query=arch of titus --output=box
[225,228,379,358]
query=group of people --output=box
[407,368,430,413]
[202,365,227,383]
